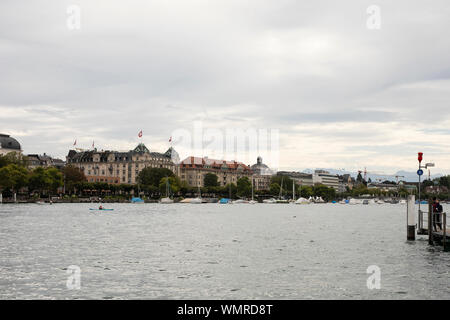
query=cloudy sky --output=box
[1,0,449,174]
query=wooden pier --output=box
[416,199,449,251]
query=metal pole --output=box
[443,213,447,251]
[407,195,416,240]
[428,199,433,245]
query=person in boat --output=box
[432,197,443,231]
[99,205,103,210]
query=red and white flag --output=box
[169,136,172,142]
[92,141,95,148]
[73,139,77,146]
[138,130,143,138]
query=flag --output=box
[92,141,95,148]
[73,139,77,146]
[138,130,143,138]
[169,136,172,142]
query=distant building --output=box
[179,156,252,187]
[27,153,65,169]
[313,170,340,191]
[66,143,177,184]
[277,171,314,187]
[367,183,398,192]
[250,156,273,191]
[425,185,448,194]
[338,174,354,193]
[0,133,22,155]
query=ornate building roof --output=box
[0,133,21,151]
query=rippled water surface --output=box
[0,203,449,299]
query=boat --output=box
[160,177,174,204]
[368,199,376,205]
[399,199,407,205]
[131,197,144,203]
[35,201,46,205]
[376,199,385,204]
[219,198,231,204]
[89,208,114,211]
[232,199,248,204]
[295,197,310,205]
[339,200,347,204]
[349,198,358,205]
[263,198,277,204]
[314,196,326,203]
[362,199,369,205]
[276,177,289,203]
[190,186,202,204]
[248,177,257,204]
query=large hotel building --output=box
[179,156,272,190]
[66,143,179,184]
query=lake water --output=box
[0,203,448,300]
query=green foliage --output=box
[313,184,336,201]
[0,152,28,168]
[137,167,174,187]
[236,176,251,198]
[62,165,87,192]
[159,176,181,195]
[203,173,219,187]
[0,164,29,191]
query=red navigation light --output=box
[418,152,423,163]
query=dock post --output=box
[443,213,447,251]
[13,192,17,203]
[0,193,2,204]
[428,199,433,245]
[407,195,415,240]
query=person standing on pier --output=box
[432,197,443,231]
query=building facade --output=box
[66,143,178,184]
[277,171,314,187]
[27,153,65,169]
[250,156,274,191]
[179,156,253,187]
[313,170,340,191]
[0,133,22,155]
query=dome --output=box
[0,134,21,151]
[251,156,271,175]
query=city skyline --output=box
[1,1,449,174]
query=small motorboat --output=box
[160,197,174,204]
[190,197,202,204]
[219,198,231,204]
[131,197,144,204]
[263,198,276,204]
[232,199,248,204]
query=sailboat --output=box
[190,185,202,204]
[295,183,310,204]
[276,177,289,203]
[249,177,257,204]
[160,177,174,204]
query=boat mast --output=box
[251,176,254,201]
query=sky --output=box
[1,0,450,175]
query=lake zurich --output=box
[0,203,448,300]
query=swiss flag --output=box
[138,130,143,138]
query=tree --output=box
[269,183,280,197]
[46,168,63,193]
[29,167,52,195]
[159,176,181,195]
[0,164,29,193]
[0,152,28,169]
[62,165,87,193]
[203,173,219,187]
[236,176,251,198]
[137,167,174,187]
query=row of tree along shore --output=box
[1,152,450,203]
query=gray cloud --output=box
[1,0,450,173]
